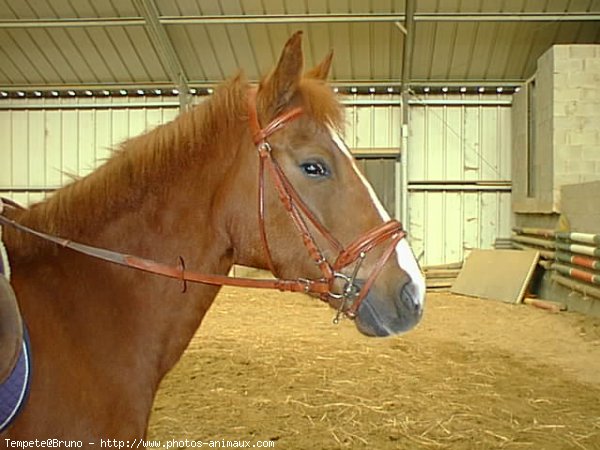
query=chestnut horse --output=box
[0,32,425,440]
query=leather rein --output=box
[0,88,406,321]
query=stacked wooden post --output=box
[423,261,462,290]
[512,227,600,299]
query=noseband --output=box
[0,87,406,322]
[247,89,405,319]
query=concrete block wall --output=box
[553,45,600,210]
[511,88,528,209]
[561,181,600,234]
[512,46,600,316]
[512,49,555,213]
[536,49,556,211]
[512,44,600,216]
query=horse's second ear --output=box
[260,31,304,112]
[305,50,333,80]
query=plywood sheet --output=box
[451,249,539,303]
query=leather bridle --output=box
[247,88,406,319]
[0,87,407,321]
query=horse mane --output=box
[6,73,344,256]
[296,77,344,134]
[10,76,248,241]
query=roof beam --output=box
[0,18,145,28]
[132,0,190,110]
[0,79,525,96]
[159,12,600,24]
[399,0,417,238]
[401,0,417,90]
[416,12,600,22]
[0,12,598,28]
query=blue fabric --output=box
[2,222,32,432]
[0,326,31,433]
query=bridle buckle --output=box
[297,278,313,294]
[257,142,272,156]
[330,272,361,324]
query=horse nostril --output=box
[398,279,424,314]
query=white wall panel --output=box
[409,99,512,265]
[342,95,401,218]
[410,191,512,266]
[45,111,63,187]
[410,102,511,182]
[1,94,513,267]
[343,95,401,150]
[0,112,11,188]
[0,97,181,206]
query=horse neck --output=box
[6,93,247,410]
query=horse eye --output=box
[300,161,330,178]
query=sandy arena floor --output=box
[148,288,600,449]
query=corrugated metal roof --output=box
[0,0,598,93]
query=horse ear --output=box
[305,50,333,80]
[259,31,304,113]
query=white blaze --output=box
[329,128,425,306]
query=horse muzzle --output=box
[353,276,425,337]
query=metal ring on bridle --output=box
[328,272,360,300]
[330,272,362,323]
[257,142,272,154]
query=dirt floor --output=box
[148,288,600,449]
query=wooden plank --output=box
[423,261,463,270]
[425,269,461,278]
[451,249,539,304]
[426,281,453,289]
[523,298,567,313]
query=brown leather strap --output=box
[247,87,408,316]
[249,87,339,282]
[346,232,404,316]
[247,89,303,146]
[0,86,409,320]
[257,152,278,275]
[259,151,335,282]
[0,213,331,295]
[270,158,343,252]
[334,220,404,270]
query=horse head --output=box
[228,32,425,337]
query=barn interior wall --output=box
[560,181,600,234]
[0,94,513,269]
[512,45,600,316]
[537,48,557,210]
[511,86,529,210]
[513,44,600,225]
[553,45,600,201]
[541,180,600,316]
[409,98,512,266]
[343,96,402,217]
[0,97,180,206]
[0,95,403,207]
